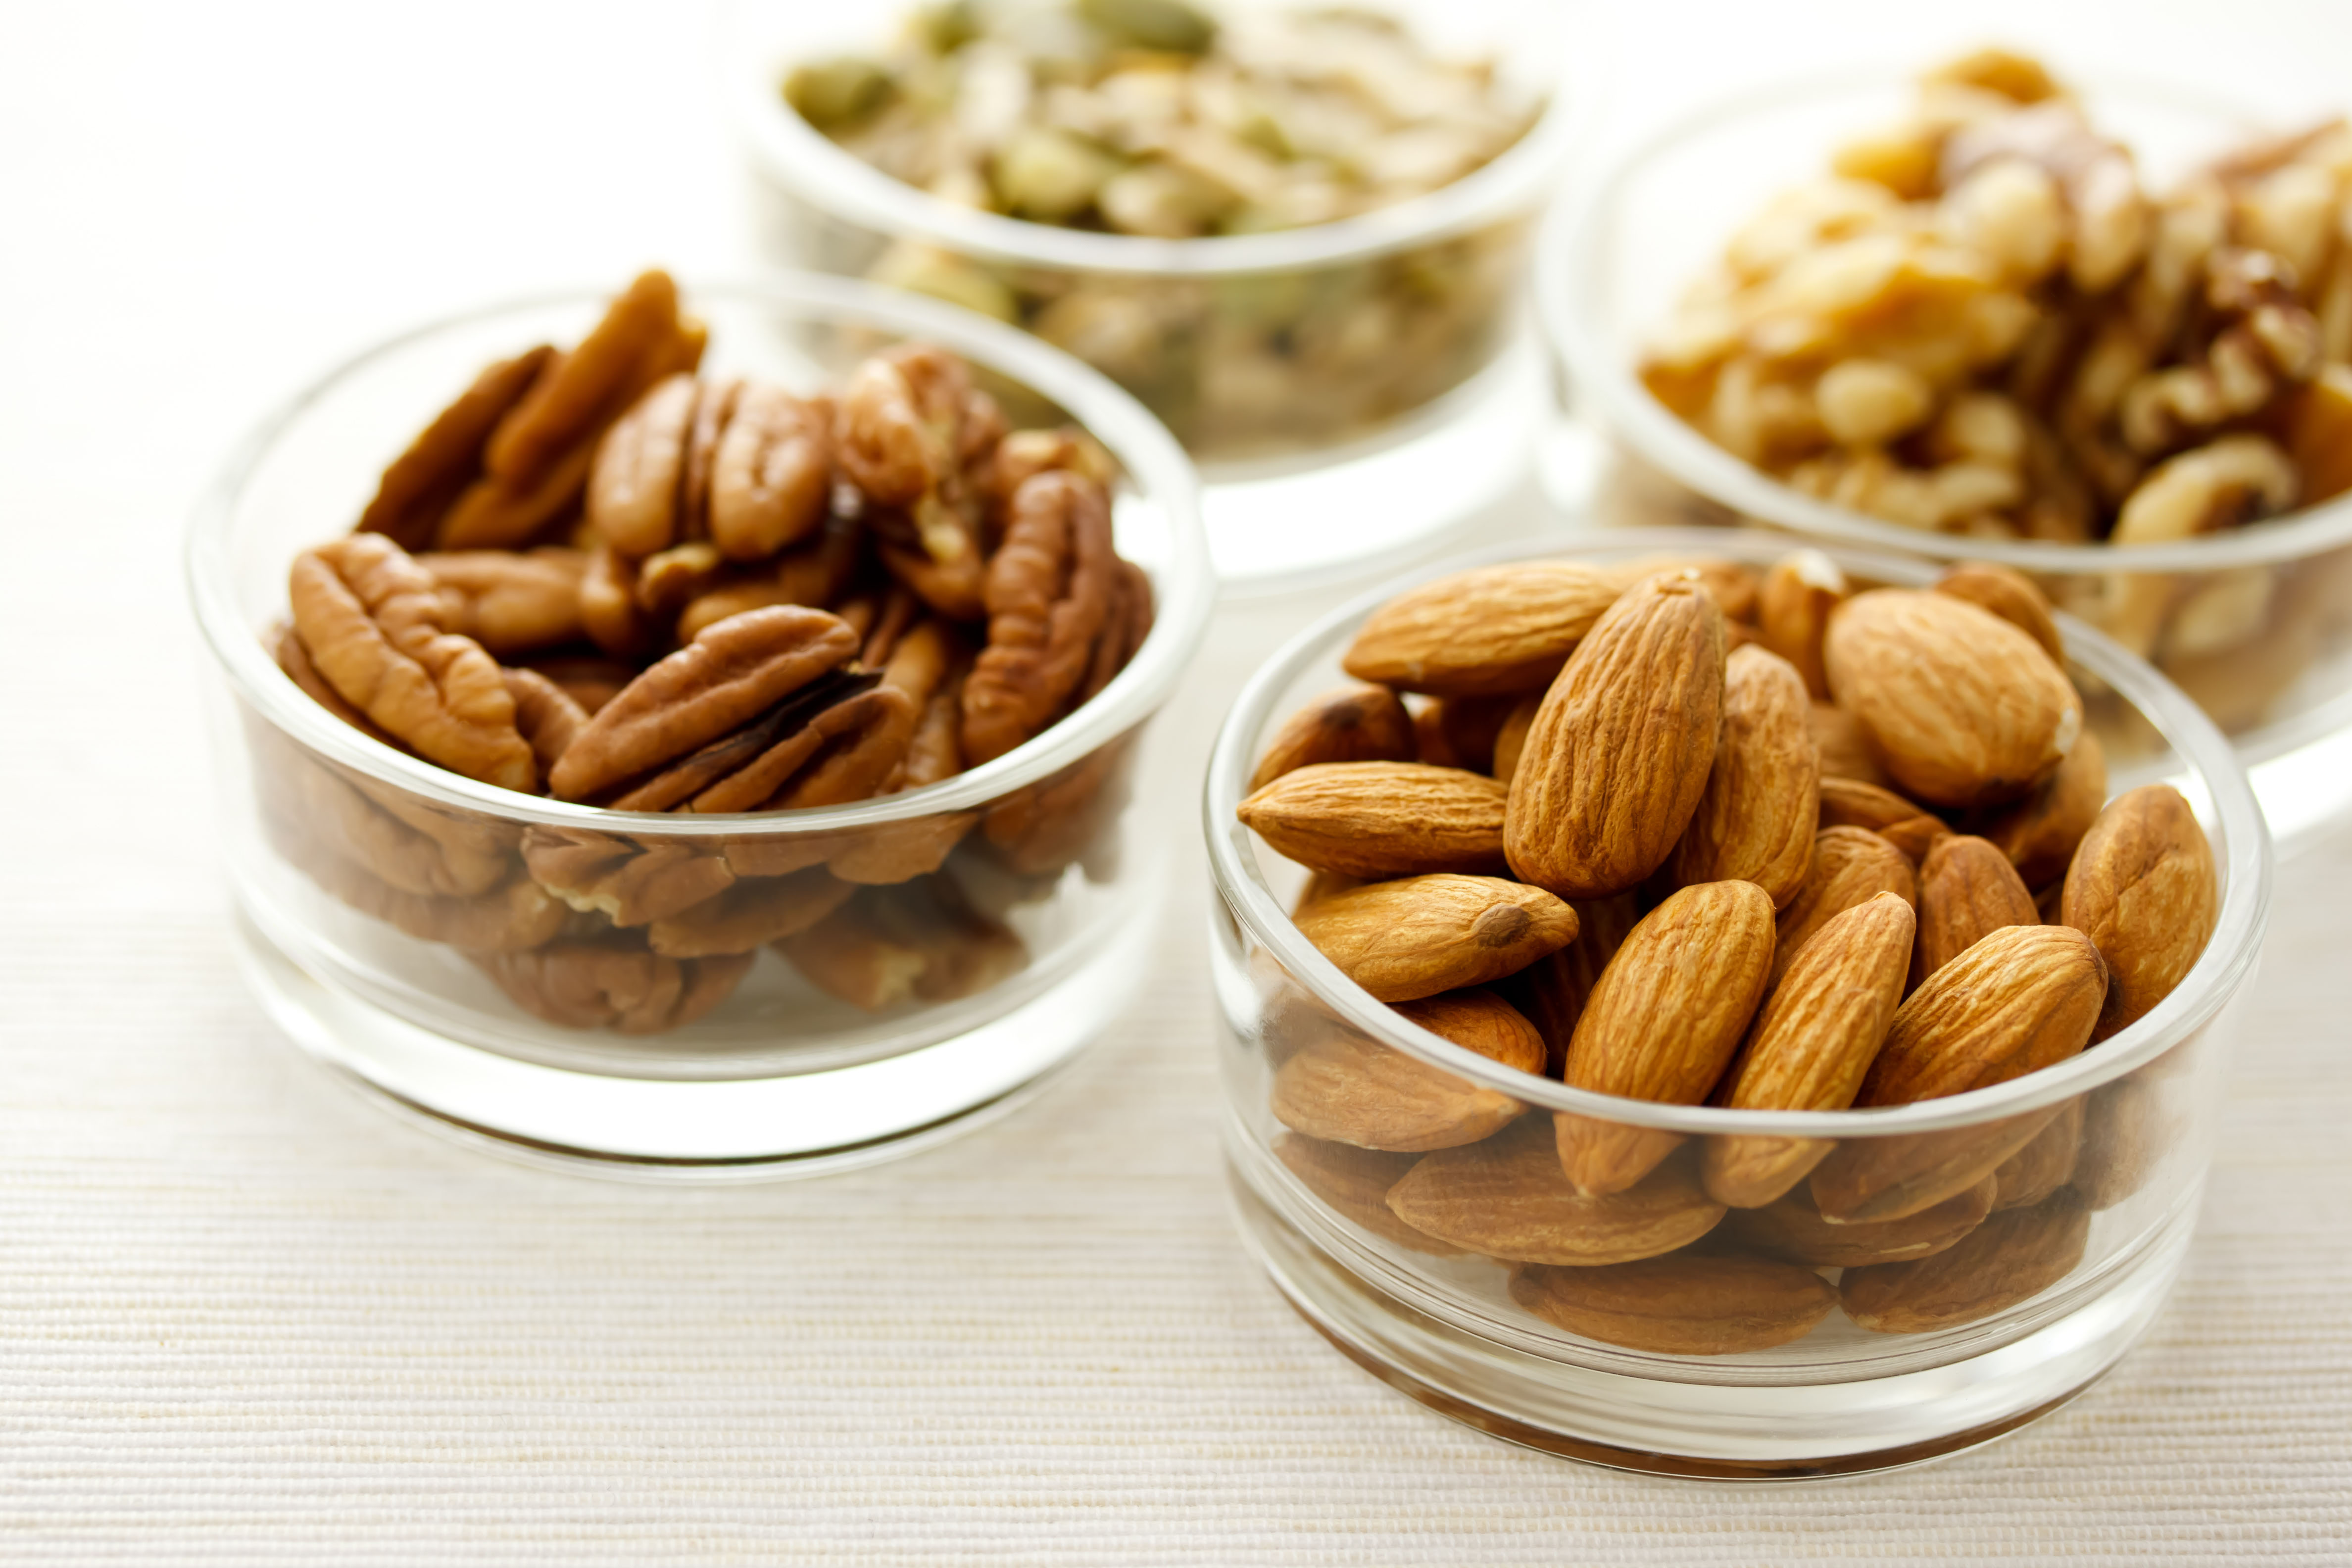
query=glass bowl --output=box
[721,0,1599,589]
[1540,69,2352,850]
[189,274,1211,1178]
[1205,529,2269,1476]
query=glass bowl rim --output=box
[186,271,1213,837]
[717,0,1606,279]
[1538,61,2352,574]
[1202,525,2273,1137]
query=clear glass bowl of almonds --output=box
[1206,529,2268,1476]
[724,0,1590,585]
[189,270,1210,1176]
[1541,50,2352,848]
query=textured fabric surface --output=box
[5,0,2351,1561]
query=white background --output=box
[2,1,2349,1561]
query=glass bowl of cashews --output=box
[1542,49,2352,849]
[1206,529,2267,1476]
[188,270,1210,1175]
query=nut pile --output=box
[781,0,1541,454]
[1240,548,2219,1353]
[1635,49,2352,726]
[261,271,1153,1034]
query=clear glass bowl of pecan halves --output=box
[722,0,1588,470]
[1541,50,2352,849]
[188,271,1210,1174]
[1206,529,2268,1476]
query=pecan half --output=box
[268,813,562,952]
[476,940,753,1034]
[586,372,700,558]
[357,345,553,548]
[676,515,864,642]
[288,534,537,792]
[980,733,1132,879]
[523,829,736,927]
[580,543,655,659]
[961,470,1117,766]
[710,382,833,560]
[826,620,980,885]
[776,875,1027,1010]
[419,547,587,657]
[502,667,588,779]
[645,865,855,957]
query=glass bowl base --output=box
[228,889,1159,1182]
[1226,1160,2187,1479]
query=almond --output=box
[1344,561,1621,696]
[2073,1075,2169,1210]
[1992,1096,2082,1210]
[1556,882,1776,1195]
[1769,827,1917,992]
[1269,988,1543,1151]
[1664,644,1821,909]
[1809,701,1893,788]
[1974,728,2106,890]
[1488,693,1542,786]
[1818,777,1947,865]
[1931,562,2064,663]
[1911,834,2038,988]
[1386,1123,1725,1265]
[1500,892,1640,1078]
[1506,572,1727,899]
[1810,1107,2063,1225]
[1841,1191,2090,1334]
[1273,1134,1463,1255]
[1294,875,1578,1003]
[1596,555,1761,622]
[2061,784,2219,1042]
[1824,588,2081,809]
[1247,682,1415,792]
[1239,761,1507,879]
[1292,869,1363,914]
[1509,1253,1837,1355]
[1758,548,1848,698]
[1718,1174,1994,1268]
[1855,924,2107,1106]
[1703,890,1913,1208]
[1411,693,1517,773]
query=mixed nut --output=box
[780,0,1544,455]
[260,271,1154,1035]
[1633,49,2352,732]
[1239,547,2219,1353]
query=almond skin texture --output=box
[1824,588,2082,809]
[2061,784,2220,1042]
[1932,562,2064,663]
[1841,1191,2090,1333]
[1500,893,1641,1078]
[1489,694,1542,787]
[1386,1124,1725,1265]
[1811,1107,2062,1225]
[1974,728,2107,890]
[1704,891,1914,1208]
[1506,572,1728,900]
[1294,875,1578,1003]
[1757,548,1848,699]
[1344,561,1622,696]
[1770,827,1918,993]
[1911,834,2039,988]
[1247,682,1416,792]
[1556,882,1776,1195]
[1273,1135,1462,1255]
[1269,989,1543,1152]
[1817,777,1948,865]
[1509,1254,1837,1355]
[1809,702,1893,787]
[1993,1097,2083,1211]
[1855,924,2107,1107]
[1665,645,1821,909]
[1239,761,1507,879]
[1718,1174,1994,1268]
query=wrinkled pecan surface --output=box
[476,941,753,1034]
[960,470,1117,765]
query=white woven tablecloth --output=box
[4,1,2349,1560]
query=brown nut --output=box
[288,534,537,793]
[1342,562,1623,697]
[523,830,736,927]
[1506,572,1727,899]
[1992,1096,2083,1210]
[1840,1191,2090,1333]
[961,470,1117,766]
[486,270,687,490]
[1410,694,1518,775]
[1809,1106,2062,1227]
[1238,762,1507,880]
[1386,1124,1725,1266]
[1293,875,1579,1004]
[1808,701,1893,787]
[1911,833,2039,987]
[419,547,588,658]
[587,372,699,558]
[1499,892,1640,1078]
[1247,683,1416,792]
[776,875,1028,1010]
[475,940,752,1034]
[1272,1135,1464,1256]
[1663,644,1820,908]
[1509,1253,1838,1355]
[2061,784,2219,1041]
[1757,548,1848,698]
[644,865,856,957]
[1973,728,2106,889]
[502,667,588,779]
[1856,924,2108,1106]
[710,382,832,560]
[1770,826,1918,993]
[356,344,554,548]
[1817,777,1948,865]
[1270,988,1544,1153]
[1933,562,2063,663]
[1719,1176,1995,1269]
